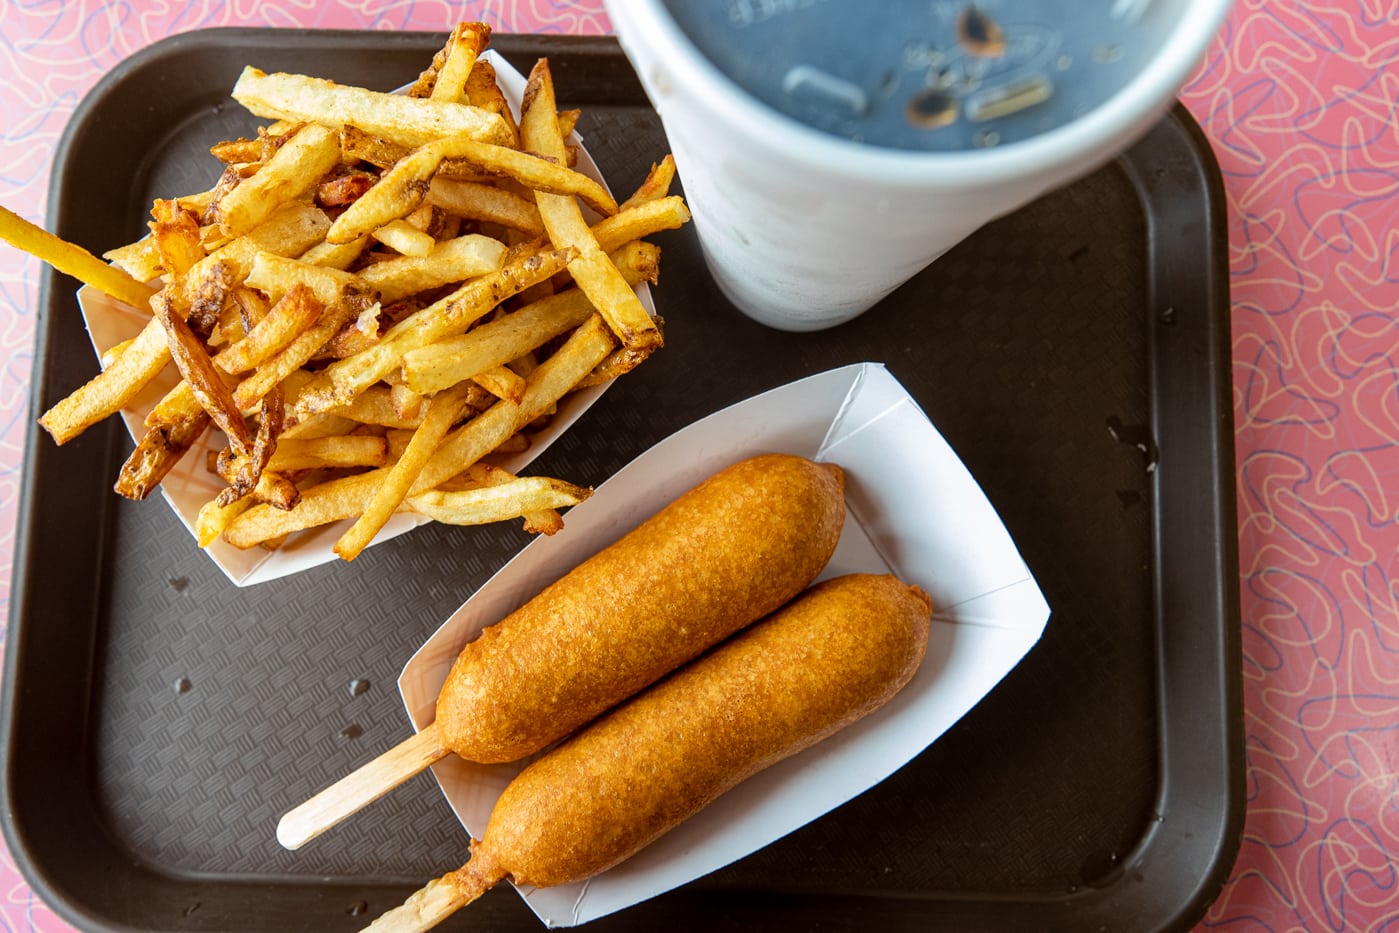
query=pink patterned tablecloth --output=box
[0,2,1395,931]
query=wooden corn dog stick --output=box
[276,724,445,850]
[360,574,933,932]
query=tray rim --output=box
[1,26,1243,933]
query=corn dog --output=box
[435,452,846,763]
[278,453,845,848]
[363,573,932,932]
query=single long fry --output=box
[213,282,323,374]
[619,155,678,211]
[471,364,526,404]
[223,469,385,548]
[401,287,595,394]
[326,386,428,429]
[155,290,254,453]
[212,123,342,237]
[408,475,590,527]
[371,220,436,257]
[268,435,388,471]
[150,199,206,282]
[420,462,564,534]
[329,136,615,244]
[416,314,615,491]
[590,196,690,254]
[233,293,365,411]
[114,409,212,501]
[520,60,660,352]
[231,67,511,148]
[39,314,169,444]
[0,205,156,311]
[335,383,470,561]
[359,234,506,304]
[245,251,364,306]
[427,178,544,236]
[429,23,490,104]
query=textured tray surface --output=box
[4,30,1239,933]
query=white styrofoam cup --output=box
[606,1,1232,331]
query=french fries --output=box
[6,25,689,565]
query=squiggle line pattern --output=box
[0,2,1395,931]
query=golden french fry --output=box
[328,135,615,244]
[619,155,678,211]
[464,59,519,146]
[230,67,511,148]
[401,286,595,394]
[408,475,589,528]
[390,381,424,421]
[214,282,323,374]
[314,170,377,208]
[298,235,370,271]
[244,251,364,306]
[471,364,526,404]
[334,382,470,561]
[155,289,254,452]
[233,293,367,411]
[39,314,170,444]
[416,313,615,491]
[209,136,263,163]
[263,435,388,471]
[299,246,575,413]
[0,204,156,311]
[430,23,490,104]
[371,219,436,258]
[196,496,252,547]
[211,123,341,237]
[590,196,691,254]
[325,385,428,429]
[427,178,544,236]
[150,199,206,281]
[447,461,563,534]
[359,234,506,304]
[114,409,211,501]
[100,337,135,369]
[338,125,410,170]
[280,412,360,441]
[520,60,660,352]
[101,236,163,284]
[574,326,664,389]
[223,469,386,548]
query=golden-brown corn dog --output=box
[363,573,932,932]
[435,451,846,763]
[277,453,845,850]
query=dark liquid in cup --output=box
[659,0,1176,151]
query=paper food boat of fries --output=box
[398,362,1051,927]
[74,50,653,587]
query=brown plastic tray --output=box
[3,29,1241,932]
